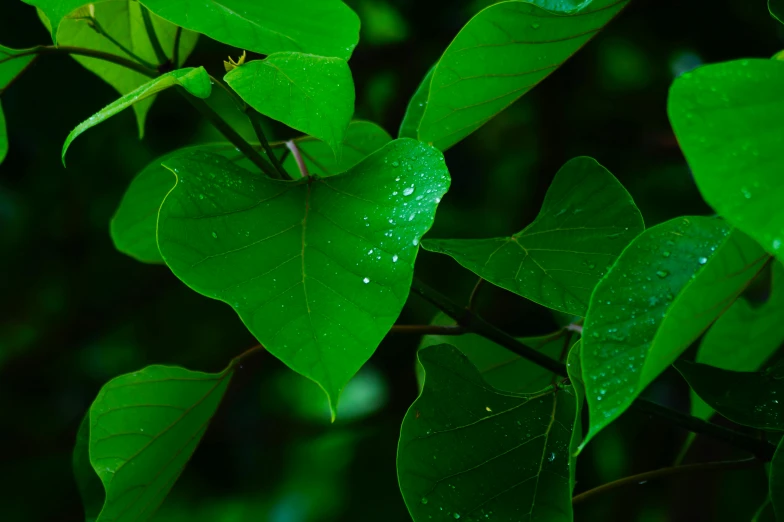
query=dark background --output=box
[1,0,782,520]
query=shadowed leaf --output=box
[21,0,85,41]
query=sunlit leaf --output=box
[668,59,784,262]
[89,365,232,521]
[140,0,360,59]
[414,0,629,150]
[580,218,768,449]
[398,65,433,139]
[422,157,644,316]
[62,67,211,164]
[21,0,86,41]
[156,140,450,414]
[398,344,577,521]
[692,261,784,419]
[225,53,354,157]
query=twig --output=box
[140,5,169,67]
[286,140,310,178]
[391,324,466,336]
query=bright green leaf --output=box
[422,157,644,316]
[692,261,784,419]
[225,53,354,157]
[62,67,211,164]
[156,140,450,414]
[140,0,360,59]
[21,0,86,41]
[398,344,577,521]
[73,413,103,522]
[415,0,629,150]
[89,365,232,521]
[580,218,768,449]
[282,120,391,178]
[1,44,37,91]
[668,59,784,262]
[398,66,433,139]
[47,1,199,137]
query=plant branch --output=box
[391,324,466,336]
[1,46,157,77]
[572,457,760,505]
[140,6,169,67]
[247,109,289,179]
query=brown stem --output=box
[229,344,266,369]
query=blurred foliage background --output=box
[1,1,783,521]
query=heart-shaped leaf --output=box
[423,157,644,316]
[225,53,354,157]
[579,218,768,449]
[157,139,450,414]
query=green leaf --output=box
[88,364,232,522]
[398,65,433,139]
[1,44,37,91]
[771,0,783,24]
[668,59,784,262]
[692,261,784,419]
[48,1,199,137]
[21,0,86,41]
[413,0,629,150]
[772,439,784,520]
[225,53,354,157]
[62,67,211,164]
[73,413,103,522]
[580,218,768,449]
[422,157,644,316]
[140,0,360,59]
[397,344,577,521]
[0,101,6,165]
[156,139,450,414]
[566,341,585,491]
[282,120,391,178]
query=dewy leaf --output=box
[398,65,434,139]
[73,413,104,522]
[21,0,86,42]
[415,0,629,150]
[692,261,784,419]
[225,53,354,157]
[157,140,450,414]
[282,120,391,178]
[62,67,211,164]
[140,0,360,59]
[580,218,769,449]
[89,365,232,522]
[676,360,784,431]
[668,59,784,262]
[49,0,199,137]
[422,157,644,316]
[397,344,577,522]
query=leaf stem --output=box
[286,140,310,178]
[572,457,760,505]
[172,26,183,66]
[467,277,485,311]
[247,109,290,179]
[391,324,466,335]
[1,46,157,77]
[86,16,158,70]
[140,5,169,67]
[228,344,266,370]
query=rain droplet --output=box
[453,514,461,520]
[412,239,419,246]
[391,161,400,168]
[656,270,669,278]
[211,232,218,239]
[421,497,428,505]
[698,257,708,265]
[363,277,370,284]
[392,255,399,262]
[662,251,671,257]
[403,186,415,196]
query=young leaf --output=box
[46,0,199,137]
[156,140,450,415]
[398,65,433,139]
[580,218,768,449]
[140,0,360,59]
[676,360,784,431]
[89,365,232,521]
[73,413,103,522]
[224,53,354,157]
[62,67,211,164]
[398,344,577,521]
[414,0,629,150]
[21,0,86,42]
[668,59,784,262]
[422,157,644,316]
[282,120,391,178]
[692,261,784,419]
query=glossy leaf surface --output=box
[140,0,360,59]
[414,0,628,150]
[48,1,198,136]
[677,360,784,431]
[21,0,85,41]
[423,157,644,316]
[580,218,768,448]
[62,67,211,163]
[89,365,232,521]
[669,59,784,262]
[398,65,433,139]
[692,261,784,419]
[157,140,450,413]
[225,53,354,157]
[398,344,576,521]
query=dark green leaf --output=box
[89,364,232,521]
[156,140,450,414]
[73,413,103,522]
[668,59,784,263]
[21,0,86,41]
[692,261,784,419]
[413,0,629,150]
[771,0,783,24]
[140,0,360,59]
[1,44,37,91]
[398,65,433,139]
[676,360,784,431]
[225,53,354,157]
[422,157,644,316]
[566,340,585,491]
[62,67,211,164]
[398,344,577,521]
[580,218,768,449]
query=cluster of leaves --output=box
[2,0,784,520]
